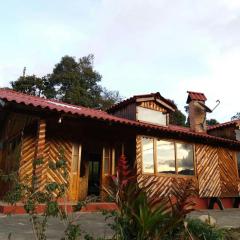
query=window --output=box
[176,143,194,175]
[137,107,167,126]
[237,152,240,178]
[142,138,154,173]
[72,143,81,172]
[141,137,195,176]
[103,147,111,174]
[157,140,175,174]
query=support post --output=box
[33,119,46,191]
[208,197,224,210]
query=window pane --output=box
[176,143,194,175]
[72,144,79,172]
[104,147,110,174]
[142,138,154,173]
[137,107,167,126]
[157,140,175,174]
[237,152,240,178]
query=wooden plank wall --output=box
[136,136,239,199]
[35,119,46,191]
[109,103,136,120]
[46,137,72,196]
[19,134,35,185]
[195,144,239,197]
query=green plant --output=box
[103,155,197,240]
[0,148,84,240]
[187,219,225,240]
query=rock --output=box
[198,215,217,226]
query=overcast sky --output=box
[0,0,240,122]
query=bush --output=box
[187,218,225,240]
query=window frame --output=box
[136,106,168,126]
[141,136,196,178]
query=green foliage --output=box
[11,75,44,96]
[169,109,187,126]
[169,101,186,127]
[187,219,225,240]
[10,55,121,110]
[231,112,240,121]
[103,155,197,240]
[63,223,82,240]
[206,119,219,126]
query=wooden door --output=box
[70,143,82,201]
[101,147,115,198]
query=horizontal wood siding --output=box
[139,101,167,112]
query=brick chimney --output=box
[186,91,212,132]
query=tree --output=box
[169,101,186,127]
[206,119,219,126]
[10,55,121,110]
[231,112,240,121]
[11,75,44,96]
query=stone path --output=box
[0,209,239,239]
[188,209,240,229]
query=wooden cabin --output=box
[0,89,239,209]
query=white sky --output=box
[1,0,240,122]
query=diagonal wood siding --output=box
[19,134,35,185]
[195,144,221,197]
[45,137,72,195]
[137,136,239,199]
[218,148,238,197]
[136,136,198,198]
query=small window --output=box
[176,143,194,175]
[103,147,111,175]
[72,143,80,172]
[157,140,175,174]
[137,107,167,126]
[142,137,154,173]
[237,152,240,178]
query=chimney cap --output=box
[186,91,207,103]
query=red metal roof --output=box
[207,120,240,131]
[107,92,177,113]
[1,88,240,148]
[186,91,207,103]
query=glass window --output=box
[103,147,111,174]
[142,138,154,173]
[176,143,194,175]
[72,144,80,172]
[237,152,240,178]
[157,140,175,174]
[137,107,167,126]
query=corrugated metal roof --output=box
[1,88,240,148]
[187,91,207,103]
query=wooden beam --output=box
[34,119,46,191]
